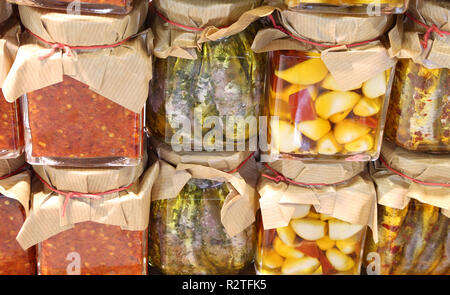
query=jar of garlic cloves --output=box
[253,9,396,161]
[255,160,377,275]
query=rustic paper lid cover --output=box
[0,17,20,85]
[154,0,262,28]
[0,0,13,25]
[151,137,253,172]
[410,0,450,30]
[18,0,148,46]
[32,154,147,193]
[257,173,377,240]
[266,0,393,45]
[0,170,31,213]
[267,159,365,184]
[381,140,450,184]
[389,0,449,69]
[0,154,25,178]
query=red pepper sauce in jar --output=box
[26,76,143,163]
[38,221,148,275]
[0,91,23,157]
[0,196,36,275]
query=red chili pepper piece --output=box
[289,89,317,123]
[318,250,337,275]
[354,116,379,129]
[296,240,321,258]
[382,224,400,232]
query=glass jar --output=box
[149,179,256,275]
[0,195,36,275]
[148,28,265,151]
[255,208,367,275]
[284,0,409,15]
[364,200,449,275]
[0,92,24,159]
[22,76,144,167]
[266,50,393,161]
[9,0,133,14]
[385,59,449,153]
[37,221,148,275]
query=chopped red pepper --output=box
[296,240,321,258]
[354,116,379,129]
[382,223,400,232]
[318,251,337,275]
[289,89,317,123]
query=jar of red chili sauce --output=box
[1,1,152,167]
[16,158,159,275]
[1,17,23,159]
[0,158,35,275]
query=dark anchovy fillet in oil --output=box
[149,180,255,275]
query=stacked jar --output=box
[363,0,450,275]
[253,4,397,162]
[3,0,158,275]
[0,157,35,275]
[147,0,269,274]
[256,160,377,275]
[0,2,22,159]
[149,139,258,275]
[0,0,35,275]
[251,0,401,275]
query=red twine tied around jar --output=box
[26,29,132,61]
[261,163,349,187]
[155,9,229,32]
[0,163,29,181]
[35,172,134,217]
[405,12,450,50]
[379,156,450,187]
[226,152,255,174]
[267,13,378,49]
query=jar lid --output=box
[266,159,365,185]
[19,0,148,46]
[381,140,450,184]
[151,137,254,173]
[0,155,25,178]
[154,0,262,29]
[33,154,147,192]
[278,9,393,46]
[410,0,450,30]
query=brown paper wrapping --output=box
[151,0,273,59]
[16,157,161,250]
[18,0,147,46]
[0,154,25,178]
[251,5,396,90]
[372,141,450,216]
[267,159,365,184]
[0,1,13,25]
[0,171,31,214]
[151,140,258,237]
[1,1,153,113]
[258,168,378,242]
[388,0,450,69]
[0,17,20,85]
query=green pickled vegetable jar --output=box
[148,29,265,150]
[148,0,265,151]
[149,140,258,275]
[150,179,256,275]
